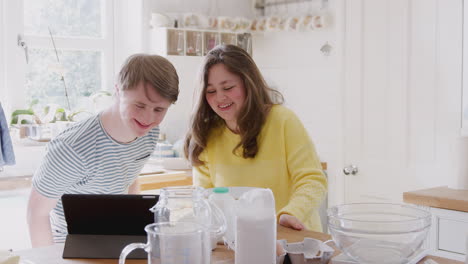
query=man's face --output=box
[117,81,172,138]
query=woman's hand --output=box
[279,214,305,230]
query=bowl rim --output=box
[327,202,432,223]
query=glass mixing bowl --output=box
[327,203,431,264]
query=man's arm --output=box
[27,187,58,248]
[128,178,140,194]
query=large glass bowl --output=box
[327,203,431,264]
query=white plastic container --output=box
[235,188,276,264]
[208,187,235,249]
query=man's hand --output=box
[128,179,140,194]
[279,214,305,230]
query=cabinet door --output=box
[430,208,468,261]
[438,214,468,255]
[438,218,468,255]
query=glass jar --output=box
[150,186,226,249]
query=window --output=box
[3,0,114,115]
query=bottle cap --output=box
[213,187,229,194]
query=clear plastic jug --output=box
[150,186,226,249]
[119,221,210,264]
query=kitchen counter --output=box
[138,169,192,191]
[15,226,461,264]
[403,186,468,260]
[403,186,468,212]
[0,160,191,191]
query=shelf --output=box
[150,27,252,57]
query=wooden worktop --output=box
[403,186,468,212]
[16,225,462,264]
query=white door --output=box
[342,0,463,203]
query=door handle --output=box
[343,165,358,175]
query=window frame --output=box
[2,0,115,118]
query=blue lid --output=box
[213,187,229,194]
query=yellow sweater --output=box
[193,105,327,232]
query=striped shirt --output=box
[32,114,158,242]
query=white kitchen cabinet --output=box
[149,27,252,57]
[411,205,468,262]
[431,207,468,260]
[404,187,468,261]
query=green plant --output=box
[10,99,39,125]
[10,109,35,125]
[10,101,90,125]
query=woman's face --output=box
[205,63,246,132]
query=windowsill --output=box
[0,168,35,178]
[12,138,49,147]
[1,142,47,179]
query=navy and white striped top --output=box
[32,114,159,242]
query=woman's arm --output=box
[192,161,214,188]
[277,112,328,230]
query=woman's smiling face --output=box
[205,63,246,132]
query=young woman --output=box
[185,44,327,231]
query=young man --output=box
[27,54,179,247]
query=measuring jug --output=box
[119,221,210,264]
[150,186,226,249]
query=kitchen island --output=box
[16,226,461,264]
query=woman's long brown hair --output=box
[184,44,283,166]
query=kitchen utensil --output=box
[119,221,210,264]
[328,203,431,264]
[150,186,226,250]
